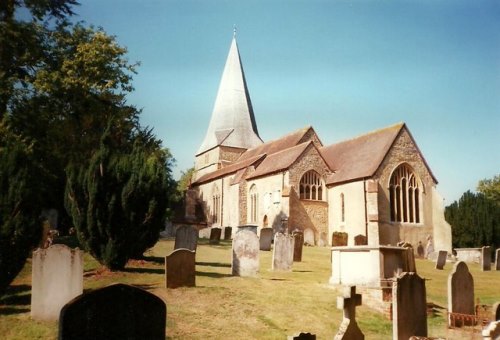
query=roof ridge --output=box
[325,122,404,147]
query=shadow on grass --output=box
[293,270,313,273]
[0,284,31,306]
[196,261,231,268]
[0,307,30,315]
[141,256,165,265]
[122,267,165,275]
[195,271,232,278]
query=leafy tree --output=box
[477,174,500,205]
[65,125,174,270]
[0,122,44,295]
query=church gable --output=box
[288,143,331,191]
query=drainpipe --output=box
[221,177,224,226]
[363,179,368,242]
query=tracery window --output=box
[212,186,221,224]
[249,184,258,223]
[300,170,324,201]
[340,193,345,223]
[389,164,420,223]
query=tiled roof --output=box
[192,154,266,185]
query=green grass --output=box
[1,239,499,339]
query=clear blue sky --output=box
[72,0,499,205]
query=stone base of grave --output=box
[356,286,393,319]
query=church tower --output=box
[194,33,263,180]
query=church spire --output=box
[196,33,263,156]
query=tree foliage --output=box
[477,174,500,205]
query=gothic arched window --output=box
[249,184,258,223]
[299,170,324,201]
[212,185,221,224]
[389,164,421,223]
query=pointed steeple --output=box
[196,35,263,156]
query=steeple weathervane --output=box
[233,24,237,38]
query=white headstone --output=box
[272,233,294,271]
[232,230,259,277]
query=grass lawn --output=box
[0,238,499,339]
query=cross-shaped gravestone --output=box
[334,286,364,340]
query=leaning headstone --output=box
[334,286,364,340]
[448,261,475,327]
[224,226,232,240]
[332,232,348,246]
[293,231,304,262]
[232,230,259,277]
[435,250,447,270]
[272,233,294,271]
[166,248,196,288]
[288,332,316,340]
[481,246,491,271]
[354,234,367,246]
[260,228,273,251]
[482,321,500,340]
[209,227,221,244]
[31,244,83,321]
[174,225,197,251]
[392,272,427,339]
[495,249,500,271]
[59,283,166,339]
[304,228,315,245]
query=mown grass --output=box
[0,239,498,339]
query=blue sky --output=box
[72,0,499,205]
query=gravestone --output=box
[209,227,221,244]
[448,261,475,327]
[417,242,425,258]
[481,246,491,271]
[293,231,304,262]
[232,230,259,277]
[435,250,448,270]
[237,224,258,234]
[31,244,83,321]
[334,286,364,340]
[332,232,348,246]
[354,234,367,246]
[304,228,315,245]
[166,248,196,288]
[198,226,211,239]
[392,272,427,339]
[260,228,273,251]
[288,332,316,340]
[399,242,416,272]
[496,249,500,271]
[492,302,500,321]
[272,233,294,271]
[482,321,500,340]
[319,232,328,247]
[174,225,197,251]
[224,226,232,240]
[59,283,166,339]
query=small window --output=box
[249,184,258,223]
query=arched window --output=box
[299,170,324,201]
[212,185,221,224]
[249,184,258,223]
[389,164,421,223]
[340,193,345,223]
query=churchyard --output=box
[0,237,499,339]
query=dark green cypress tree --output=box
[65,126,171,270]
[0,125,43,295]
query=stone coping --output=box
[331,245,407,252]
[454,247,482,251]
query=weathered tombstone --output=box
[448,261,475,327]
[293,231,304,262]
[481,246,491,271]
[272,233,294,271]
[232,230,259,277]
[237,224,258,234]
[496,249,500,271]
[332,232,348,246]
[417,241,425,258]
[224,226,232,240]
[435,250,447,270]
[209,227,221,244]
[482,321,500,340]
[392,272,427,339]
[399,242,416,273]
[31,244,83,321]
[288,332,316,340]
[198,226,211,239]
[303,228,315,245]
[166,248,196,288]
[354,234,367,246]
[59,283,166,340]
[493,302,500,321]
[174,225,198,251]
[260,228,273,251]
[334,286,364,340]
[319,232,328,247]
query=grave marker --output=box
[303,228,315,245]
[354,234,367,246]
[272,233,294,271]
[224,226,232,240]
[174,225,197,251]
[448,261,475,327]
[31,244,83,321]
[59,283,166,339]
[435,250,447,270]
[232,230,259,277]
[334,286,364,340]
[209,227,221,244]
[481,246,491,271]
[293,231,304,262]
[166,248,196,288]
[260,228,273,251]
[332,232,348,246]
[496,249,500,271]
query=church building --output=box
[186,35,452,253]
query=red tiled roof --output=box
[192,154,266,185]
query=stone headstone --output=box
[482,321,500,340]
[303,228,315,245]
[272,233,294,271]
[288,332,316,340]
[425,235,434,259]
[399,243,416,273]
[293,231,304,262]
[495,249,500,271]
[481,246,492,271]
[198,226,211,239]
[334,286,364,340]
[237,224,258,234]
[332,232,348,247]
[354,234,367,246]
[209,227,221,244]
[448,261,475,327]
[232,230,259,277]
[59,283,166,339]
[435,250,447,270]
[260,228,273,251]
[492,302,500,321]
[224,226,232,240]
[392,272,427,339]
[166,248,196,288]
[417,242,425,258]
[319,232,328,247]
[31,245,83,321]
[174,225,198,251]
